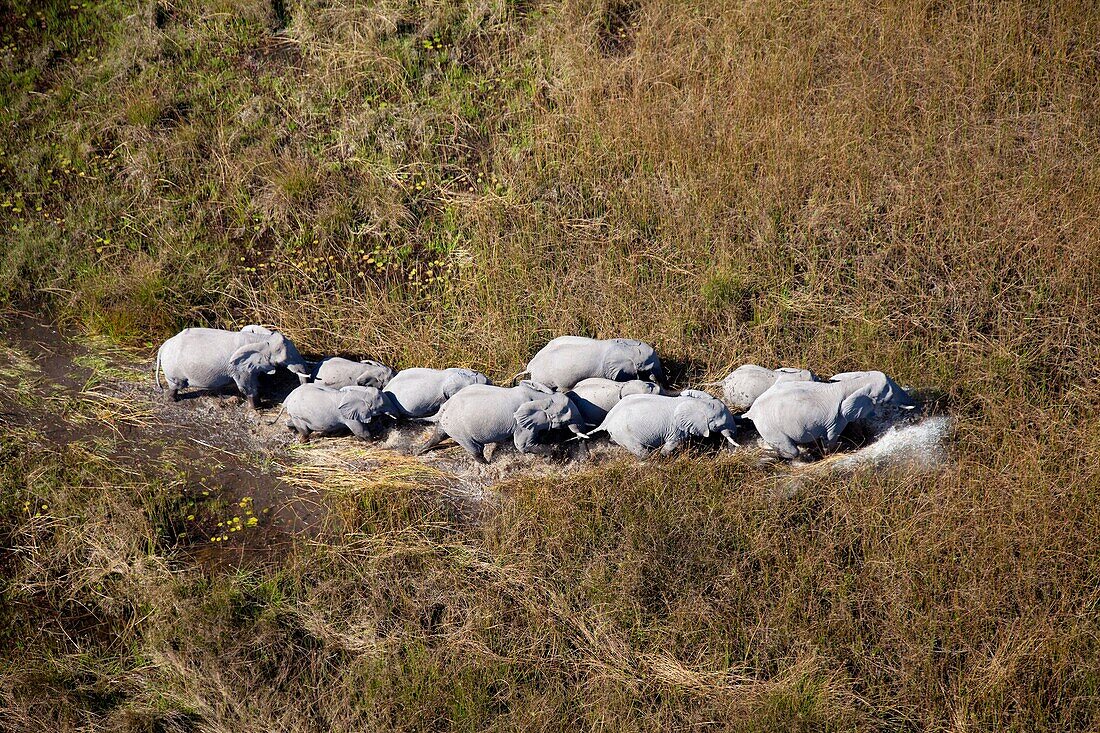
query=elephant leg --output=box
[454,437,488,464]
[660,438,681,457]
[414,425,449,455]
[620,440,651,459]
[231,373,260,409]
[297,428,312,444]
[346,421,372,441]
[525,443,554,458]
[769,436,801,460]
[167,386,179,402]
[513,428,542,455]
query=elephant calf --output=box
[522,336,665,390]
[720,364,819,411]
[313,356,395,389]
[283,384,397,442]
[586,391,739,459]
[416,381,586,463]
[744,370,915,459]
[565,377,662,428]
[383,367,490,419]
[154,326,309,408]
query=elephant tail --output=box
[265,403,288,426]
[153,345,164,392]
[581,419,610,439]
[507,369,530,386]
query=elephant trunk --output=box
[647,362,666,385]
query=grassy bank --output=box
[2,0,1099,729]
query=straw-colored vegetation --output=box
[2,0,1099,730]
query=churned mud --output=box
[0,315,951,566]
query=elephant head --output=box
[239,324,274,336]
[441,368,490,399]
[514,394,587,437]
[228,332,310,397]
[674,394,739,446]
[267,333,311,384]
[620,380,661,398]
[337,386,390,423]
[604,339,665,383]
[358,360,396,387]
[835,371,916,409]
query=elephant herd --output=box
[154,326,918,464]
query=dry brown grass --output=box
[2,0,1099,730]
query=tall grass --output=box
[2,0,1099,729]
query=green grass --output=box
[2,0,1100,730]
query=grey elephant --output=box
[585,391,739,459]
[829,370,916,407]
[565,377,663,427]
[719,364,819,410]
[519,336,665,390]
[154,327,309,408]
[283,383,397,442]
[416,381,586,463]
[313,357,395,389]
[383,367,490,419]
[743,371,915,459]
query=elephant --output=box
[383,367,490,419]
[283,383,397,442]
[719,364,819,410]
[520,336,665,390]
[415,381,586,463]
[154,327,309,408]
[313,357,396,389]
[829,370,916,407]
[585,391,739,459]
[743,371,916,459]
[565,377,662,428]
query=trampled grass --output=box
[2,0,1099,730]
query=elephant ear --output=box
[543,394,578,428]
[841,393,876,422]
[674,399,712,438]
[228,342,276,378]
[603,343,638,381]
[440,371,472,399]
[514,399,552,433]
[338,387,383,423]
